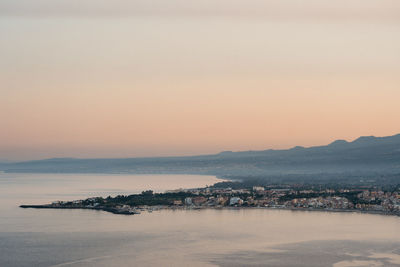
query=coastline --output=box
[19,204,400,217]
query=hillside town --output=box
[21,184,400,216]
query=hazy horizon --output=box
[1,0,400,161]
[1,132,400,163]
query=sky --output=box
[1,0,400,161]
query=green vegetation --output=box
[101,191,197,207]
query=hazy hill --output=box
[2,134,400,184]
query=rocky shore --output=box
[19,204,400,217]
[20,204,141,215]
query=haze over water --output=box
[1,174,399,267]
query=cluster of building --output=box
[355,190,400,212]
[168,186,400,215]
[45,185,400,216]
[287,196,353,209]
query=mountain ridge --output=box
[9,133,400,162]
[1,133,400,185]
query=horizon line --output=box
[3,133,399,163]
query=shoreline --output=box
[19,204,400,217]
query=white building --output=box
[253,186,265,192]
[229,197,242,206]
[184,197,193,205]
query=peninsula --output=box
[20,182,400,216]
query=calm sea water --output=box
[0,173,399,267]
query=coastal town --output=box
[21,183,400,216]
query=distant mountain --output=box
[2,134,400,184]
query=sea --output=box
[0,173,399,267]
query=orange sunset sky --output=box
[1,0,400,161]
